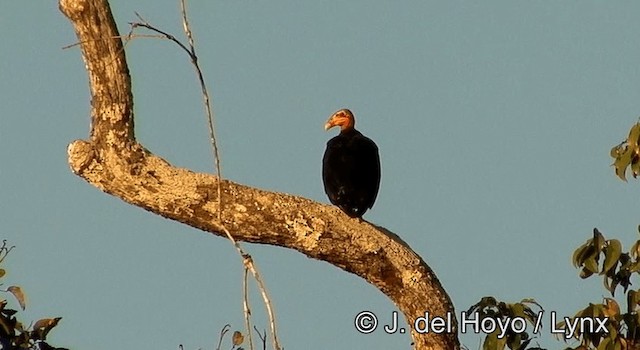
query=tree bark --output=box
[58,0,459,348]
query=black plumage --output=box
[322,109,381,218]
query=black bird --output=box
[322,109,381,218]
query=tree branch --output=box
[59,0,459,348]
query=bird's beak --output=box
[324,121,334,131]
[324,112,339,131]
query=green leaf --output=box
[628,290,640,313]
[483,332,498,350]
[611,123,640,181]
[606,323,618,341]
[585,257,599,274]
[0,269,5,279]
[578,304,593,319]
[591,303,605,318]
[613,146,633,181]
[629,260,640,273]
[628,122,640,148]
[604,274,616,295]
[506,332,522,350]
[495,334,507,350]
[509,303,525,319]
[631,240,640,260]
[602,240,622,274]
[602,298,619,318]
[596,336,610,350]
[611,142,623,156]
[632,154,640,178]
[611,142,624,158]
[613,338,622,350]
[593,228,605,252]
[573,243,591,268]
[580,267,594,279]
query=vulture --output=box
[322,109,381,218]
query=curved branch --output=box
[59,0,459,348]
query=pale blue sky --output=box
[2,1,640,349]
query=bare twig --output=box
[216,324,231,350]
[61,34,162,50]
[244,256,280,350]
[131,12,193,57]
[243,267,254,350]
[177,2,281,349]
[0,240,16,264]
[254,326,267,350]
[126,2,282,349]
[176,1,222,223]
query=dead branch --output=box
[58,0,459,348]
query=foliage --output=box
[474,227,640,350]
[467,296,545,350]
[572,229,634,295]
[610,122,640,181]
[564,227,640,349]
[0,240,67,350]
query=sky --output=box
[2,1,640,349]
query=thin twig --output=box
[177,3,281,349]
[61,34,163,50]
[175,0,247,279]
[126,2,282,349]
[177,2,221,188]
[243,267,255,350]
[0,240,15,264]
[244,256,280,350]
[178,9,225,276]
[216,324,231,350]
[132,12,193,57]
[253,326,267,350]
[128,10,246,259]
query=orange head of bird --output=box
[324,109,355,132]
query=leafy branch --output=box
[0,241,67,350]
[564,228,640,349]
